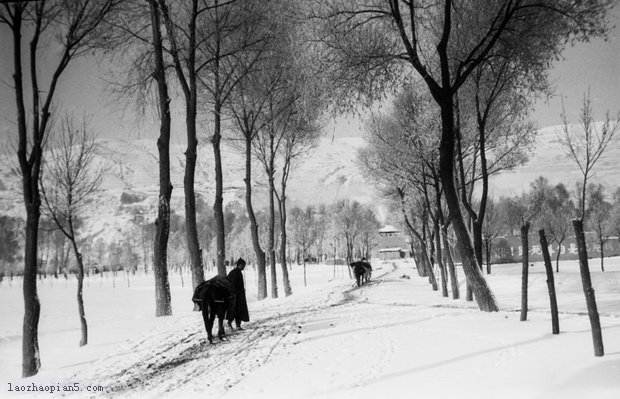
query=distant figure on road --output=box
[350,257,372,287]
[227,258,249,330]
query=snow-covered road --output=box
[3,259,620,399]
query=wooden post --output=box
[572,219,604,356]
[520,222,530,322]
[539,229,559,334]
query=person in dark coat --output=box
[227,257,249,329]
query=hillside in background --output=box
[1,123,618,245]
[0,136,382,244]
[488,124,620,198]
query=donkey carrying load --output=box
[192,275,237,343]
[350,259,372,287]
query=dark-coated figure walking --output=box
[227,258,250,330]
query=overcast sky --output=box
[1,9,619,143]
[532,11,620,128]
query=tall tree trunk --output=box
[434,218,448,297]
[185,125,203,288]
[465,284,473,302]
[539,230,559,335]
[244,136,267,299]
[600,240,605,272]
[421,213,437,290]
[573,219,604,356]
[22,209,41,377]
[278,192,292,296]
[472,107,490,272]
[185,4,204,288]
[398,192,427,278]
[346,238,354,278]
[159,0,203,289]
[520,222,530,322]
[415,234,437,290]
[432,182,448,297]
[442,227,459,299]
[212,97,226,276]
[268,171,278,298]
[212,7,226,276]
[438,100,497,311]
[485,239,492,274]
[11,5,42,377]
[473,222,484,269]
[71,243,88,346]
[303,256,307,287]
[150,0,172,316]
[555,239,563,273]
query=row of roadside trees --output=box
[1,0,335,377]
[482,179,620,273]
[361,91,619,358]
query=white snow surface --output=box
[1,258,620,399]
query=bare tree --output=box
[459,58,538,269]
[157,0,204,290]
[0,0,121,377]
[198,0,272,276]
[558,92,620,219]
[481,198,501,275]
[518,178,547,321]
[358,207,380,260]
[586,183,612,272]
[289,206,320,287]
[274,87,323,297]
[40,115,104,347]
[251,51,324,297]
[227,2,304,298]
[332,200,363,267]
[558,92,618,356]
[254,111,283,298]
[148,0,173,316]
[229,72,271,298]
[99,0,178,315]
[540,183,575,272]
[358,86,445,291]
[0,216,20,282]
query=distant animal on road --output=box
[350,259,372,287]
[192,276,237,343]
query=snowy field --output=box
[1,257,620,399]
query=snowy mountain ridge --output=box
[0,135,381,243]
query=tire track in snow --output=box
[89,284,357,397]
[67,265,396,397]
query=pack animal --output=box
[350,261,372,287]
[192,276,237,343]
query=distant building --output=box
[488,234,620,264]
[376,225,410,260]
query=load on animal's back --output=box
[192,257,250,343]
[192,275,237,343]
[350,258,372,287]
